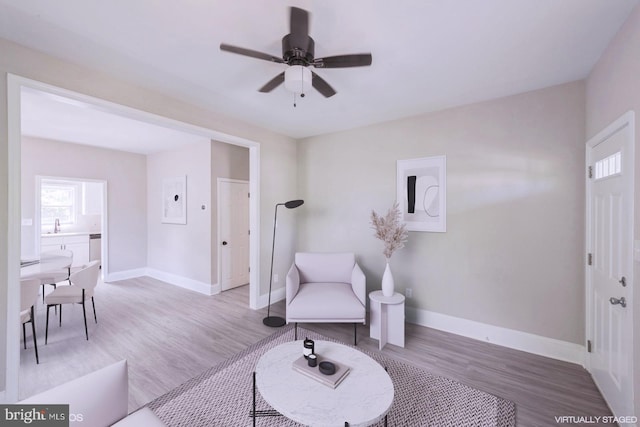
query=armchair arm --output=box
[351,262,366,306]
[285,264,300,306]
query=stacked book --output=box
[292,356,350,389]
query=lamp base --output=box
[263,316,286,327]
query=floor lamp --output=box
[263,199,304,327]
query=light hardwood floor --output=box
[20,276,611,426]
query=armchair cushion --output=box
[19,360,165,426]
[287,282,365,322]
[295,252,355,284]
[20,360,129,426]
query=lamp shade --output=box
[284,199,304,209]
[284,65,312,94]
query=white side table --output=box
[369,291,405,350]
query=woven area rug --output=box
[147,326,516,426]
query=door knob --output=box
[609,297,627,308]
[222,241,228,246]
[619,276,626,287]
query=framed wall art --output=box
[162,175,187,224]
[397,156,446,232]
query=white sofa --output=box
[20,360,165,426]
[286,252,366,345]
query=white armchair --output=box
[286,252,366,345]
[20,360,165,426]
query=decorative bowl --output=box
[318,361,336,375]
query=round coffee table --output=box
[255,340,394,426]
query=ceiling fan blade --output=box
[313,53,372,68]
[289,7,309,49]
[220,43,284,63]
[311,71,336,98]
[259,72,285,93]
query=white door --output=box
[219,179,250,291]
[587,113,634,419]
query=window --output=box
[594,151,621,180]
[41,181,78,225]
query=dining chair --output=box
[39,249,73,303]
[45,260,100,343]
[21,278,41,364]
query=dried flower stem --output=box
[370,202,408,260]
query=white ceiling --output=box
[2,0,638,146]
[21,87,210,154]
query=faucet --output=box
[54,218,60,234]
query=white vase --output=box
[381,261,395,297]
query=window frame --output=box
[40,180,80,225]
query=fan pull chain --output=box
[292,66,306,107]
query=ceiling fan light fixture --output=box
[284,65,312,95]
[220,7,371,99]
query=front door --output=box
[587,113,634,418]
[219,179,250,291]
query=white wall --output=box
[298,81,586,345]
[0,37,297,397]
[586,2,640,417]
[21,136,147,272]
[147,142,212,285]
[260,135,300,300]
[0,45,9,396]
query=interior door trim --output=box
[584,110,635,414]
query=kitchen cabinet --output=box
[41,234,90,267]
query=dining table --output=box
[20,255,72,280]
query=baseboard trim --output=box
[103,273,583,364]
[104,267,219,295]
[406,307,585,366]
[104,268,147,282]
[257,287,286,310]
[145,268,217,296]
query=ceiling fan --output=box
[220,7,372,99]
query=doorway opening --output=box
[218,178,250,291]
[6,74,262,403]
